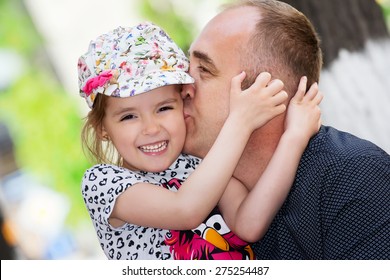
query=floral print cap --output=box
[78,22,194,108]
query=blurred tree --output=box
[379,0,390,27]
[280,0,390,153]
[0,0,41,56]
[137,0,196,52]
[0,0,90,226]
[282,0,389,67]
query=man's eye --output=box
[198,65,210,73]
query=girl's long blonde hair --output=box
[81,94,121,165]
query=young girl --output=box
[78,22,322,260]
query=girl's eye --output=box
[159,106,173,112]
[120,114,135,121]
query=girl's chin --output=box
[125,159,176,173]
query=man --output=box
[182,0,389,259]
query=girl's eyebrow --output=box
[112,106,136,117]
[112,98,179,116]
[158,98,179,106]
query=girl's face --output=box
[102,85,186,172]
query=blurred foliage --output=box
[0,0,90,226]
[137,0,196,52]
[0,72,90,225]
[0,0,41,56]
[380,0,390,29]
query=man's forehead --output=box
[188,36,214,62]
[190,7,257,52]
[203,6,258,36]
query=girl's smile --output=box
[138,140,169,154]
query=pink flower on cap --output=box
[82,71,113,96]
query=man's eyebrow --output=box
[191,50,219,74]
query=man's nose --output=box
[181,84,195,100]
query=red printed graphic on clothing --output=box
[161,178,254,260]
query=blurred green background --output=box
[0,0,389,259]
[0,0,228,259]
[0,0,201,230]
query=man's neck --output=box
[233,126,283,190]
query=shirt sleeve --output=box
[81,164,146,230]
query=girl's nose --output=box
[142,117,160,135]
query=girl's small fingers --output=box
[312,90,324,105]
[273,103,287,116]
[272,90,288,105]
[265,79,284,95]
[231,71,246,93]
[253,72,272,90]
[304,82,319,101]
[294,76,307,101]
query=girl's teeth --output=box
[140,141,167,152]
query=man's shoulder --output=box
[297,125,390,182]
[307,125,390,161]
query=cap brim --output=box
[106,70,194,98]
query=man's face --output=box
[183,7,259,158]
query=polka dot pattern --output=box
[253,126,390,259]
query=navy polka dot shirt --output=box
[253,126,390,259]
